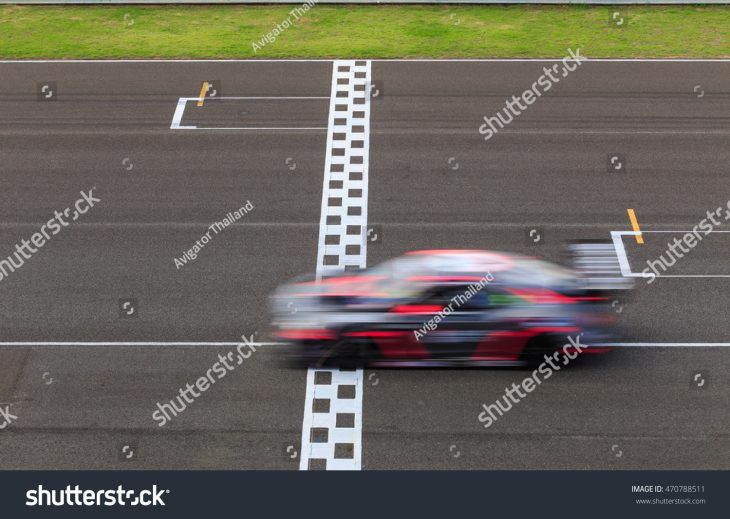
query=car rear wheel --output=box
[519,335,558,368]
[318,338,374,368]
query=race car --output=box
[270,246,630,367]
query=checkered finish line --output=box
[315,60,371,276]
[299,60,371,471]
[299,367,364,470]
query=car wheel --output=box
[519,335,557,368]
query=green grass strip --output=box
[0,5,728,59]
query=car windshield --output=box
[364,256,433,299]
[364,253,504,299]
[508,258,577,288]
[365,253,578,295]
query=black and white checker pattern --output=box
[299,60,371,470]
[299,367,363,470]
[315,60,371,276]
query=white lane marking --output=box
[3,342,729,348]
[610,230,635,277]
[182,96,330,99]
[610,230,730,278]
[170,97,194,129]
[170,96,329,131]
[595,343,730,347]
[485,130,730,136]
[0,342,283,347]
[4,59,730,63]
[174,127,328,131]
[2,222,724,230]
[614,230,730,233]
[300,60,371,471]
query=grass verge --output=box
[0,5,729,59]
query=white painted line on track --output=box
[175,127,328,131]
[4,59,730,63]
[595,343,730,347]
[610,230,730,278]
[170,96,329,131]
[0,342,284,347]
[611,230,636,278]
[5,341,730,350]
[3,342,729,348]
[170,97,194,130]
[493,130,730,136]
[299,60,371,471]
[181,96,331,99]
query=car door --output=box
[411,284,496,361]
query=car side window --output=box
[420,287,457,307]
[422,285,491,310]
[459,289,491,309]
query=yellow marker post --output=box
[197,82,209,107]
[627,208,644,244]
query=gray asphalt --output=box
[0,60,729,469]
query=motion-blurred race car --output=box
[271,244,630,367]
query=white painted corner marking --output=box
[171,96,330,131]
[610,230,730,278]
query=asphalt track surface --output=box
[1,60,729,469]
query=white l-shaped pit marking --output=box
[611,230,730,278]
[170,96,329,130]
